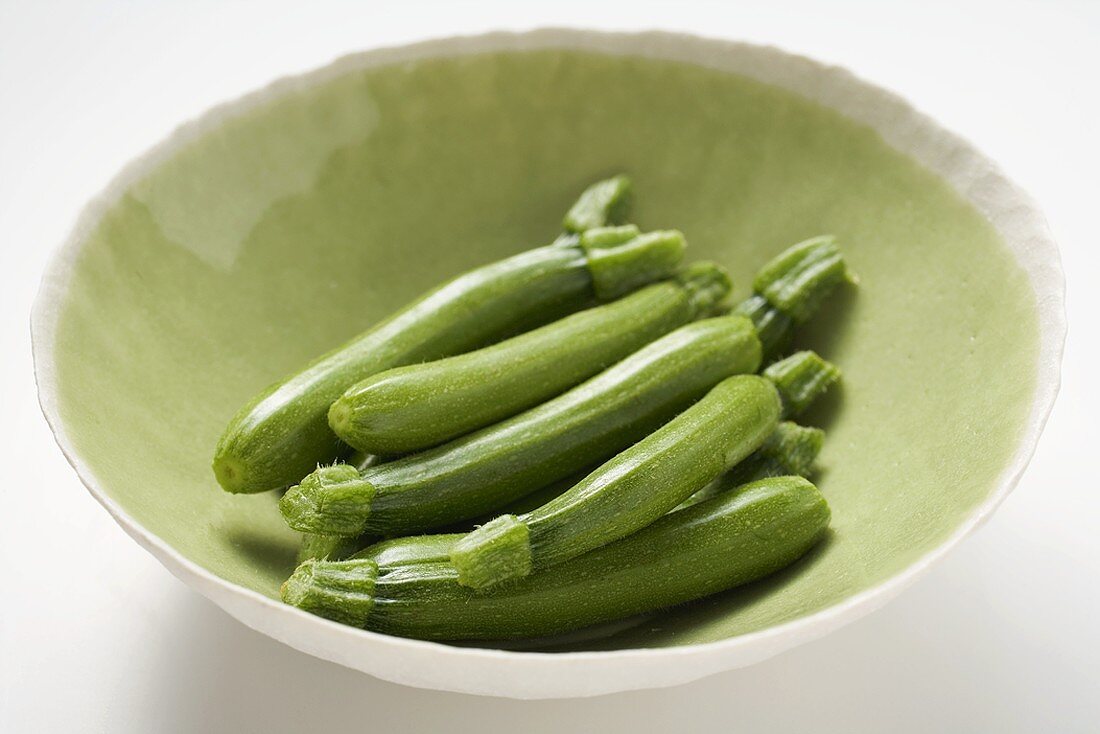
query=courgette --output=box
[336,423,825,568]
[295,469,589,562]
[329,256,730,454]
[451,354,837,589]
[212,207,679,493]
[282,476,831,640]
[279,316,763,536]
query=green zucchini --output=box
[450,374,782,588]
[281,475,831,640]
[340,423,825,568]
[279,316,763,537]
[296,469,589,562]
[329,256,731,454]
[450,353,837,589]
[212,218,681,494]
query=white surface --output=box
[1,0,1097,728]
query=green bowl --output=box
[32,30,1065,698]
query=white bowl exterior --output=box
[31,29,1066,699]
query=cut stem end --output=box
[281,558,378,627]
[563,175,634,233]
[752,235,850,324]
[678,261,734,317]
[279,464,375,537]
[584,229,686,301]
[450,515,533,590]
[764,351,841,417]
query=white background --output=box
[2,1,1097,731]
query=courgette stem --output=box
[296,452,381,562]
[213,177,641,494]
[582,230,686,300]
[562,175,633,234]
[450,374,782,589]
[333,424,823,569]
[328,255,730,455]
[284,558,377,628]
[735,421,826,481]
[765,351,841,417]
[281,476,831,640]
[450,355,836,590]
[577,224,639,249]
[280,464,374,537]
[679,422,825,510]
[732,235,853,356]
[280,316,763,537]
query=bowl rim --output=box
[31,27,1067,698]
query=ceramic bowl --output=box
[32,29,1065,698]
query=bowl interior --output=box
[47,48,1038,650]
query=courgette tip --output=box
[212,454,249,494]
[327,398,355,439]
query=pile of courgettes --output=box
[213,176,854,642]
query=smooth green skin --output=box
[330,262,729,454]
[450,374,781,588]
[281,316,763,536]
[49,50,1038,650]
[288,476,830,641]
[352,533,462,569]
[465,470,593,528]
